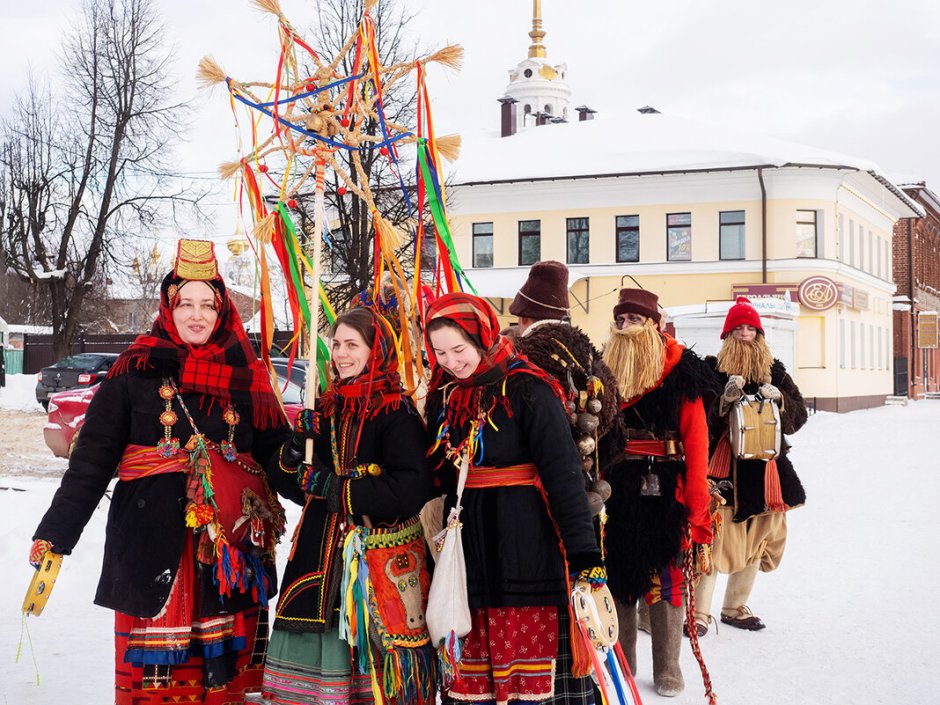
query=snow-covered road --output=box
[1,373,937,704]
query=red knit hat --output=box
[613,288,661,324]
[721,296,764,338]
[509,260,571,320]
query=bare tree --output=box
[293,0,423,312]
[0,0,205,357]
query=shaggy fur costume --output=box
[601,348,719,604]
[706,357,808,521]
[514,321,622,444]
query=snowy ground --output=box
[1,373,938,704]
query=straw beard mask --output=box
[602,318,666,401]
[716,334,774,385]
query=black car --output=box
[35,352,119,409]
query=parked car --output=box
[44,358,308,459]
[35,353,119,410]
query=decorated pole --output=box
[305,156,326,460]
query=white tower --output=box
[504,0,571,130]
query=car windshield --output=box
[52,354,110,370]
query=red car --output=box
[44,363,307,459]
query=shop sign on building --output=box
[730,285,800,316]
[798,276,840,311]
[918,312,939,349]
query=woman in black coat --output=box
[423,292,604,705]
[261,305,434,705]
[31,240,295,704]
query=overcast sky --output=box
[3,0,939,249]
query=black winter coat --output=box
[33,367,295,618]
[705,358,808,521]
[600,347,719,604]
[273,402,432,633]
[426,374,601,611]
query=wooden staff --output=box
[304,156,326,463]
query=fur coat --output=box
[705,357,808,521]
[601,337,719,604]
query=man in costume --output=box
[599,288,715,698]
[510,261,621,511]
[508,261,622,705]
[693,297,807,633]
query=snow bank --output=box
[0,374,43,412]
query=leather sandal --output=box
[720,605,766,631]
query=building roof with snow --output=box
[451,110,922,215]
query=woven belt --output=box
[116,443,260,481]
[623,439,684,461]
[464,463,538,489]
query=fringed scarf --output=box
[319,308,405,467]
[424,293,566,457]
[109,272,282,429]
[708,434,787,513]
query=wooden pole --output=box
[304,156,326,463]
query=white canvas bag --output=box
[425,453,472,648]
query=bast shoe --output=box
[683,615,713,638]
[720,605,766,631]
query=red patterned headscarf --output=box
[424,292,566,428]
[109,271,283,429]
[320,307,404,421]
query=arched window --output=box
[524,104,532,114]
[544,104,553,114]
[523,68,533,78]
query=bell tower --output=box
[503,0,571,131]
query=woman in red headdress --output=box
[30,240,299,704]
[423,292,605,705]
[261,305,435,705]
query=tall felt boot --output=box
[721,560,765,630]
[649,600,685,697]
[637,599,651,633]
[614,597,638,676]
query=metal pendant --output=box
[640,470,661,497]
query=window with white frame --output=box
[796,210,818,257]
[518,220,541,266]
[666,212,692,261]
[840,319,846,369]
[566,217,590,264]
[719,210,746,260]
[472,222,494,268]
[615,215,640,263]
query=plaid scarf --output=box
[425,293,566,430]
[109,272,282,429]
[319,308,405,426]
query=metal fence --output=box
[22,333,139,374]
[4,349,24,375]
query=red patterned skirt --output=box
[113,535,269,704]
[447,606,558,703]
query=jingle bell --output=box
[591,479,612,502]
[576,435,596,456]
[577,413,599,435]
[587,398,602,414]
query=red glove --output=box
[29,539,54,569]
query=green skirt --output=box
[261,628,373,705]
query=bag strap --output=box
[455,451,470,509]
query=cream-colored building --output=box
[448,111,920,411]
